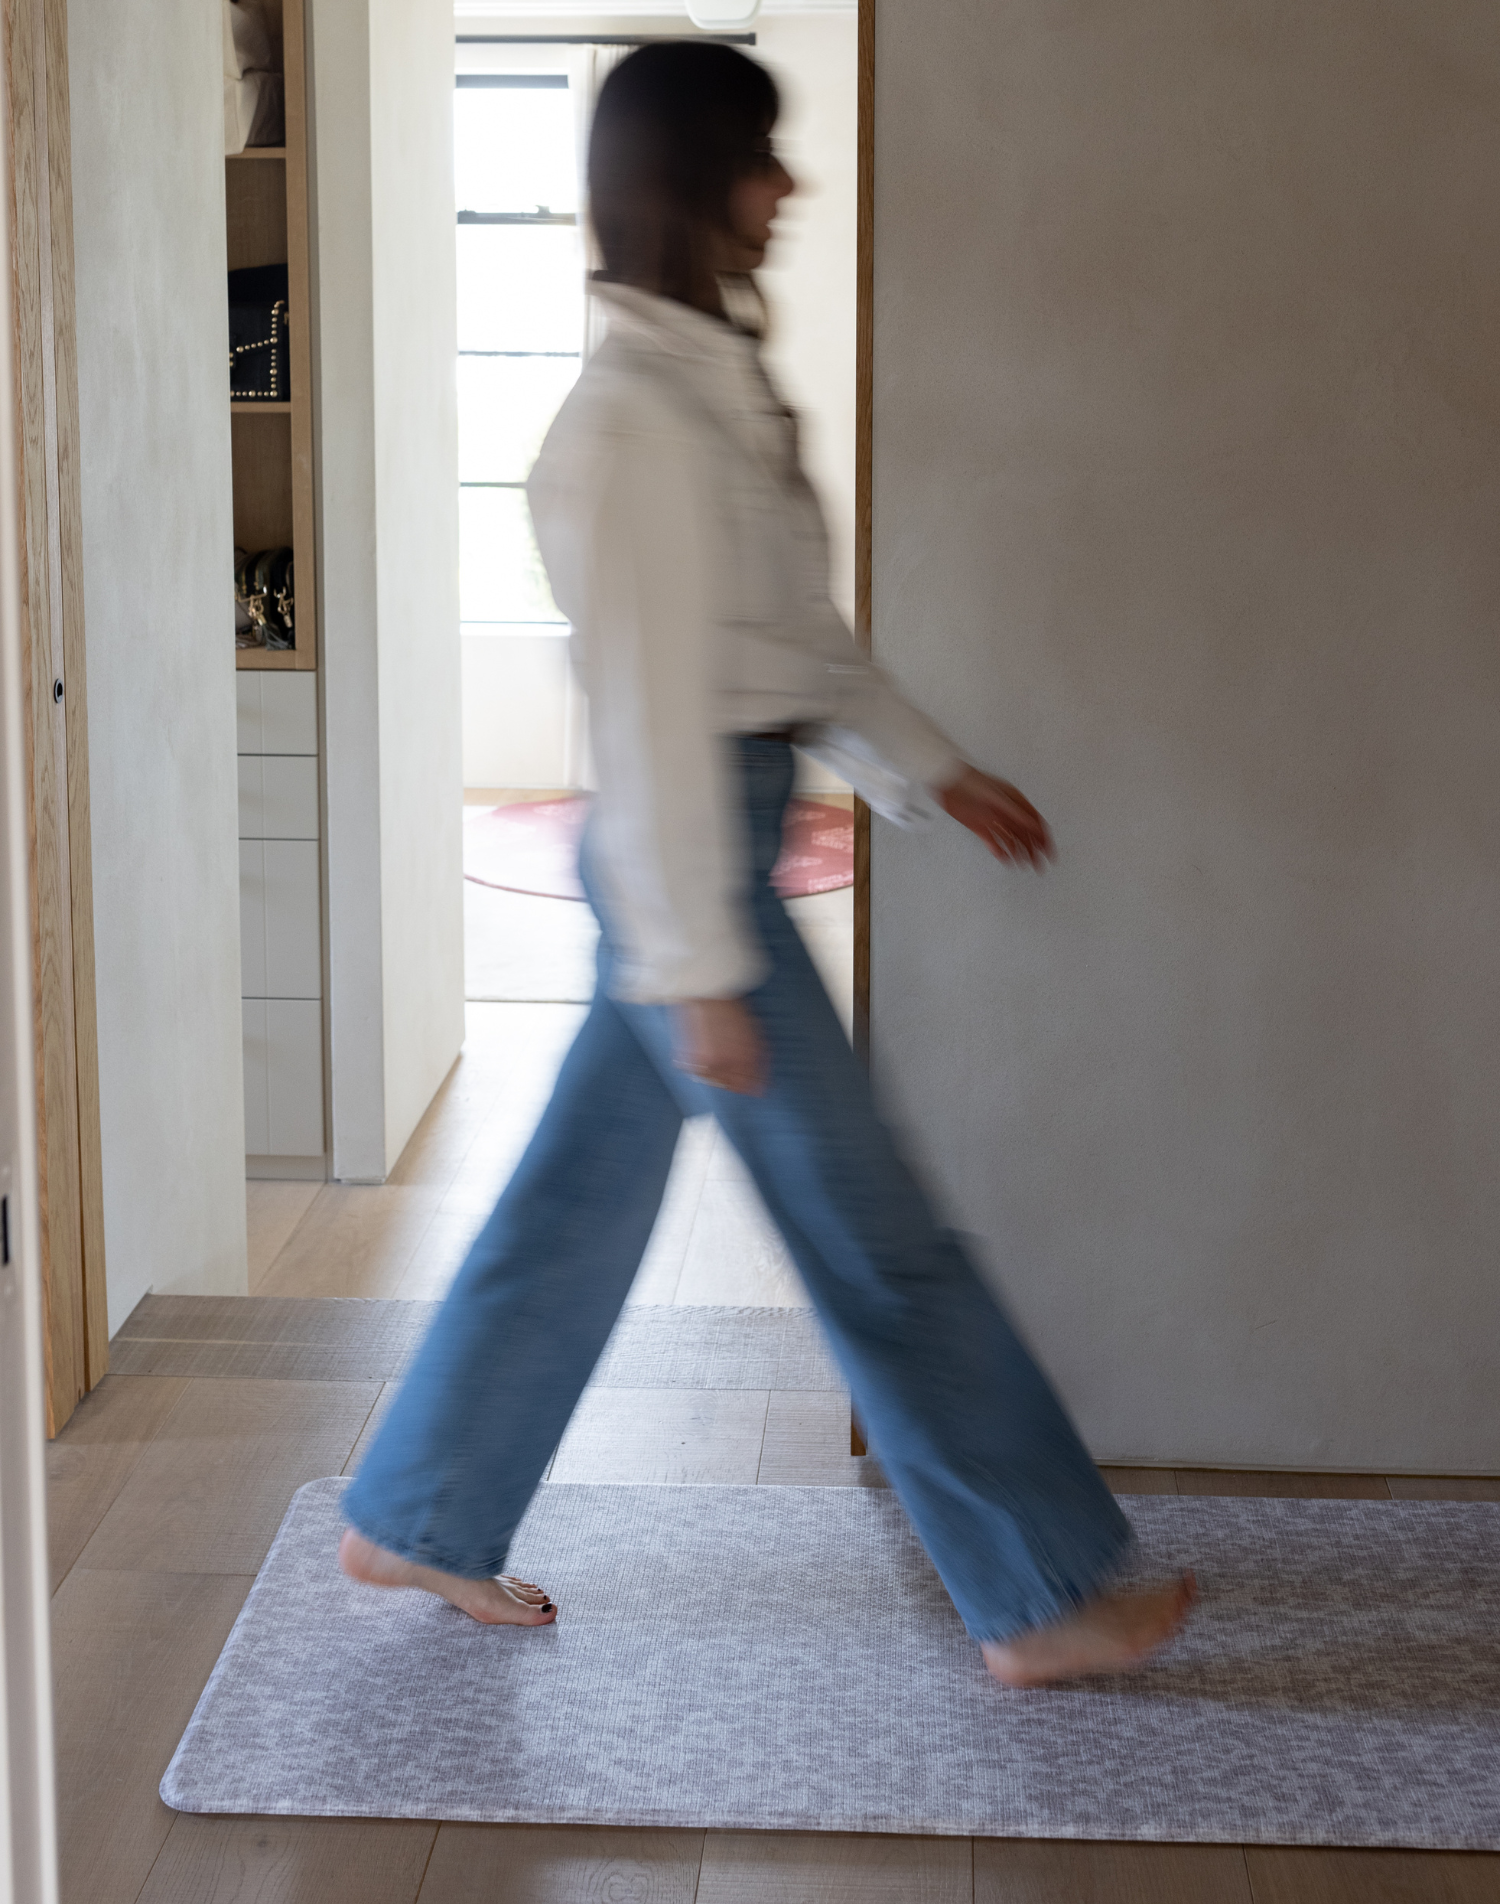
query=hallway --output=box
[45,1003,1500,1900]
[246,1002,815,1307]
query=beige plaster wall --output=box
[70,0,249,1327]
[872,1,1500,1469]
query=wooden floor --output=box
[247,1004,814,1308]
[52,1004,1500,1903]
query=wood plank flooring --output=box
[53,1004,1500,1903]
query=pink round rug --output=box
[463,796,854,902]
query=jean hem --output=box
[963,1524,1137,1646]
[340,1497,509,1583]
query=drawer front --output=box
[242,999,270,1154]
[239,842,267,997]
[240,839,322,998]
[238,755,320,839]
[265,999,325,1155]
[236,673,318,756]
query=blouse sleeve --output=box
[794,599,966,823]
[529,419,768,1007]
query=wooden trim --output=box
[5,0,105,1429]
[238,0,317,672]
[43,0,105,1387]
[853,0,874,1060]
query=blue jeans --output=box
[342,739,1131,1642]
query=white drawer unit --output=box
[237,673,319,756]
[239,840,322,1000]
[239,671,325,1165]
[238,755,320,840]
[242,999,326,1158]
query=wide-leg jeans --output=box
[341,739,1131,1642]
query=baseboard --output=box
[246,1154,329,1182]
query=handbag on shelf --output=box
[229,263,290,401]
[223,0,284,154]
[235,546,295,650]
[234,545,261,648]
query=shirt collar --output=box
[589,280,760,370]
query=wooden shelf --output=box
[235,646,304,671]
[229,0,315,674]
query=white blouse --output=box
[527,282,962,1005]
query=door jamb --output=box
[853,0,873,1060]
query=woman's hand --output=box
[673,996,768,1095]
[937,765,1055,869]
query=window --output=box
[455,74,582,637]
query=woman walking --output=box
[339,41,1193,1688]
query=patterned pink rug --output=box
[463,796,854,902]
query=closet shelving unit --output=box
[228,0,315,672]
[228,0,327,1176]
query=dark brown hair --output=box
[588,42,780,314]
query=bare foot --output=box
[338,1528,557,1627]
[981,1573,1197,1688]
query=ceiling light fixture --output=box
[686,0,761,29]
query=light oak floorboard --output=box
[256,1184,443,1300]
[757,1389,887,1487]
[381,1068,508,1193]
[246,1181,322,1293]
[45,1373,188,1590]
[625,1118,716,1306]
[1385,1475,1500,1502]
[785,887,855,1037]
[138,1815,438,1904]
[343,1381,392,1474]
[1174,1470,1391,1499]
[52,1568,253,1904]
[976,1837,1252,1903]
[549,1387,769,1485]
[675,1173,810,1307]
[1100,1466,1179,1495]
[418,1824,704,1903]
[697,1830,972,1904]
[433,1110,557,1218]
[76,1377,381,1575]
[1244,1845,1500,1902]
[392,1210,489,1301]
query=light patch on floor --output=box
[246,1003,811,1308]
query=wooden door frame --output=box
[853,0,874,1058]
[4,0,107,1433]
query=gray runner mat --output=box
[161,1479,1500,1847]
[111,1298,836,1390]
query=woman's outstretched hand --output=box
[937,766,1055,869]
[673,996,768,1095]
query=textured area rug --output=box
[162,1481,1500,1847]
[463,796,854,901]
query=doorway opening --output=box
[454,29,857,1039]
[448,22,858,1313]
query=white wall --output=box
[370,0,467,1167]
[873,1,1500,1471]
[756,11,856,629]
[69,0,249,1329]
[312,0,465,1180]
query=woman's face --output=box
[723,142,795,273]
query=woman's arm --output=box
[935,765,1054,868]
[530,412,767,1008]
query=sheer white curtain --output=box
[566,44,628,360]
